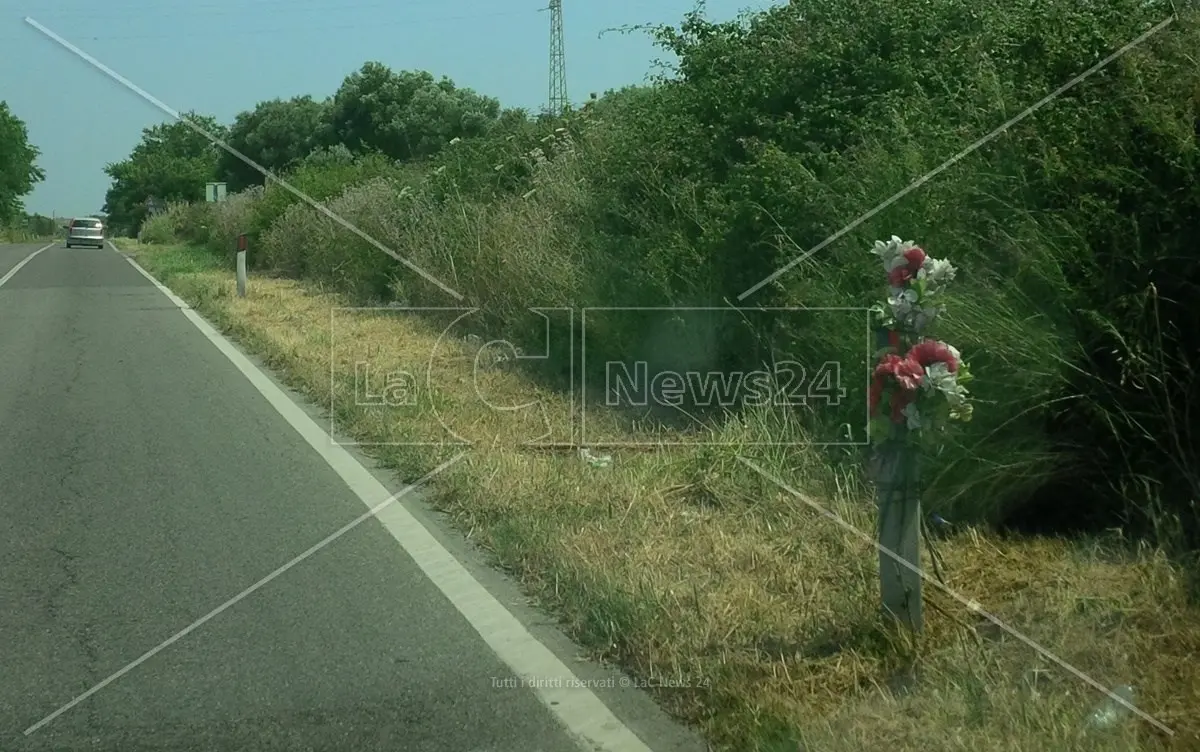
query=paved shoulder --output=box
[0,244,704,752]
[0,241,55,285]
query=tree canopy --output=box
[103,113,226,233]
[0,101,45,225]
[217,96,330,191]
[324,62,503,161]
[101,62,511,235]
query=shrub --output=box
[245,151,406,265]
[139,208,181,244]
[206,184,263,260]
[550,0,1199,533]
[168,0,1200,554]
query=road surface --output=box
[0,242,705,752]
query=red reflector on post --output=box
[236,234,247,252]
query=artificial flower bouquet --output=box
[868,236,973,442]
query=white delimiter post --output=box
[236,233,247,297]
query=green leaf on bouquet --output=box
[869,414,894,444]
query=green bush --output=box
[547,0,1198,532]
[244,151,406,265]
[139,209,180,244]
[205,184,263,259]
[164,0,1200,552]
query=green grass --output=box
[95,3,1200,749]
[115,238,1200,751]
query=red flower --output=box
[873,353,923,390]
[874,353,903,378]
[887,246,928,288]
[887,265,913,287]
[871,352,925,421]
[908,339,958,372]
[893,356,925,390]
[903,246,927,269]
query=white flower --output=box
[923,362,957,394]
[902,402,922,430]
[871,235,917,269]
[911,303,943,332]
[918,257,956,286]
[871,236,902,259]
[448,137,462,145]
[939,376,970,407]
[888,288,918,320]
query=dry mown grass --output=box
[119,238,1200,751]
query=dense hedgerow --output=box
[160,0,1199,554]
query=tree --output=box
[0,101,45,225]
[103,112,225,234]
[217,96,331,191]
[324,62,502,162]
[26,212,57,236]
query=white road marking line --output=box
[35,246,652,751]
[0,242,55,288]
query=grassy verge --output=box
[1,230,56,243]
[117,237,1200,751]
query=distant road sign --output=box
[205,182,227,203]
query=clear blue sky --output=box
[2,0,776,217]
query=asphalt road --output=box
[0,242,704,752]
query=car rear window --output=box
[73,219,101,228]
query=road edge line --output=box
[0,242,56,289]
[120,249,655,752]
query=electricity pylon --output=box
[548,0,567,115]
